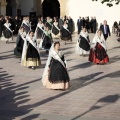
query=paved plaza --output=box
[0,33,120,120]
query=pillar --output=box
[0,0,7,16]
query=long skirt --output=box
[14,35,24,57]
[42,35,52,50]
[1,28,13,41]
[51,25,60,39]
[36,27,43,39]
[43,58,70,90]
[22,43,41,66]
[89,43,109,64]
[61,28,71,41]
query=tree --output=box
[92,0,120,7]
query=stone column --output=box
[35,0,42,15]
[0,0,7,16]
[59,0,69,17]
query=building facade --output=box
[0,0,120,31]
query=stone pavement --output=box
[0,33,120,120]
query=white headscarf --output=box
[80,30,89,41]
[93,30,107,50]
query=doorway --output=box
[42,0,60,18]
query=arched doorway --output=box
[42,0,60,18]
[6,0,12,16]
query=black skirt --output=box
[42,34,52,49]
[79,36,90,51]
[3,27,12,39]
[49,57,69,83]
[61,27,71,40]
[95,42,108,61]
[52,25,59,35]
[22,23,30,34]
[14,34,24,56]
[26,42,40,60]
[36,27,43,39]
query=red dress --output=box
[89,42,109,64]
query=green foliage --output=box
[92,0,120,7]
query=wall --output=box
[0,0,7,16]
[67,0,120,32]
[21,0,33,15]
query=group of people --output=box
[0,14,112,90]
[0,15,72,90]
[77,16,97,34]
[112,21,120,42]
[75,20,110,65]
[0,15,73,45]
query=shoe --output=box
[6,40,9,44]
[28,66,31,69]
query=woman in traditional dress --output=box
[89,30,109,64]
[35,20,44,49]
[61,21,72,45]
[42,42,70,90]
[45,17,53,30]
[51,19,60,39]
[42,26,53,53]
[75,27,90,56]
[1,19,13,43]
[21,17,31,34]
[21,30,41,69]
[14,27,26,57]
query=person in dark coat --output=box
[77,16,83,34]
[93,17,97,33]
[68,16,73,34]
[100,20,111,40]
[14,16,21,35]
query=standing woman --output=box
[35,20,44,48]
[75,27,90,56]
[21,17,31,34]
[42,42,70,90]
[45,17,53,30]
[61,21,72,44]
[51,19,60,39]
[42,26,53,53]
[21,30,41,69]
[89,30,109,64]
[14,27,26,57]
[1,19,13,43]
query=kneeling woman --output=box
[21,30,41,69]
[42,42,70,90]
[89,30,109,64]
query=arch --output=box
[6,0,12,16]
[42,0,60,18]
